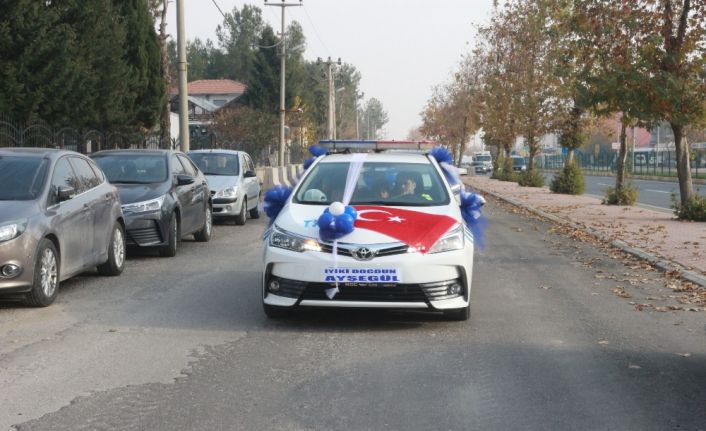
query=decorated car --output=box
[261,140,485,321]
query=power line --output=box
[209,0,227,19]
[300,4,331,58]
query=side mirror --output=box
[450,183,462,196]
[57,186,75,202]
[176,174,195,186]
[244,170,257,178]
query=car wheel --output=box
[194,206,212,242]
[235,199,246,226]
[249,195,260,219]
[263,302,290,318]
[24,239,60,307]
[97,223,126,276]
[159,212,178,257]
[443,304,470,321]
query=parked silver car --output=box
[188,150,261,225]
[0,148,125,306]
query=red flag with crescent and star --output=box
[353,205,458,253]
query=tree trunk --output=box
[457,116,468,167]
[671,123,694,204]
[158,0,171,146]
[615,122,628,193]
[566,148,575,166]
[527,132,536,171]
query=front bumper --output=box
[0,232,38,294]
[124,212,167,247]
[212,196,240,217]
[262,242,473,311]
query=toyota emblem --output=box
[352,247,376,261]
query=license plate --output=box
[323,268,402,284]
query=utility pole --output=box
[320,57,341,140]
[176,0,189,152]
[265,0,302,167]
[356,92,363,140]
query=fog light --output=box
[1,264,21,278]
[447,282,462,296]
[269,279,280,292]
[226,205,232,211]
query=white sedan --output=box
[262,152,475,320]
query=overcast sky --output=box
[167,0,495,139]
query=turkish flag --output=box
[353,205,458,253]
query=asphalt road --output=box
[1,203,705,430]
[543,172,706,213]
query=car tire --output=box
[159,212,178,257]
[263,302,290,318]
[24,239,60,307]
[97,223,126,276]
[235,200,246,226]
[194,206,212,242]
[249,195,260,219]
[443,304,470,321]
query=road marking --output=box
[644,189,672,194]
[585,193,672,213]
[597,183,612,187]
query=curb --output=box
[471,185,706,288]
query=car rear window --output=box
[93,154,168,184]
[0,156,49,200]
[189,153,239,176]
[294,161,450,206]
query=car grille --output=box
[318,243,409,258]
[267,276,464,303]
[301,283,428,302]
[127,225,162,246]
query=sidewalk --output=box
[463,175,706,287]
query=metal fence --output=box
[0,117,173,153]
[536,149,706,179]
[0,117,301,167]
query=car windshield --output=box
[0,156,49,200]
[294,161,450,206]
[93,154,168,184]
[189,153,239,176]
[476,155,491,162]
[512,157,525,166]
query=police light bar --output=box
[318,140,439,151]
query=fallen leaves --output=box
[613,287,632,299]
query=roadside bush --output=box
[671,193,706,221]
[491,156,519,182]
[518,170,545,187]
[603,183,639,206]
[549,162,585,195]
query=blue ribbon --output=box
[429,146,459,185]
[263,185,292,224]
[460,191,488,249]
[303,145,328,170]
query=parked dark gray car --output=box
[92,150,212,257]
[0,148,126,307]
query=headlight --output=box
[428,226,464,254]
[0,220,27,243]
[216,186,237,199]
[269,226,321,253]
[121,195,165,214]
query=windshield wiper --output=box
[111,180,152,184]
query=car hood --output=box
[205,175,238,193]
[115,183,169,205]
[0,200,39,224]
[276,202,461,244]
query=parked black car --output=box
[0,148,125,306]
[92,150,212,257]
